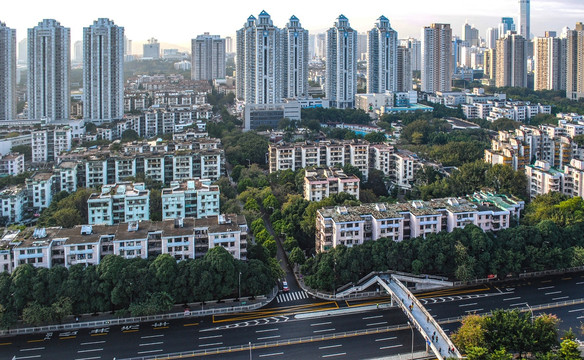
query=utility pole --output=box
[238,271,242,300]
[408,321,414,360]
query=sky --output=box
[3,0,584,52]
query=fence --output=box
[0,287,278,337]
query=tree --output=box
[51,297,73,323]
[558,339,583,360]
[52,208,82,228]
[364,132,387,143]
[150,189,162,221]
[85,122,97,133]
[452,314,486,352]
[263,194,279,213]
[289,247,306,265]
[263,239,277,258]
[10,145,32,161]
[122,129,140,141]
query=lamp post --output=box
[408,321,414,360]
[525,302,534,323]
[249,341,252,360]
[238,271,242,301]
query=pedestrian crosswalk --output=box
[277,291,308,303]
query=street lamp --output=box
[525,302,534,323]
[407,321,414,360]
[249,341,252,360]
[238,271,242,301]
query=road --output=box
[1,272,583,360]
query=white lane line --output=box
[322,353,346,358]
[375,337,397,342]
[81,341,106,346]
[503,297,521,301]
[257,335,281,340]
[362,315,383,320]
[313,328,336,333]
[578,315,584,319]
[199,335,222,340]
[256,328,279,333]
[568,308,584,312]
[552,296,569,301]
[311,322,332,327]
[545,291,562,295]
[20,348,45,352]
[75,356,101,360]
[77,348,103,353]
[260,353,284,358]
[137,349,163,354]
[576,281,584,285]
[465,308,484,313]
[380,344,403,350]
[139,342,163,347]
[458,302,478,307]
[15,356,42,360]
[199,342,223,347]
[367,321,388,326]
[538,286,555,290]
[140,334,164,339]
[319,344,342,349]
[510,303,526,307]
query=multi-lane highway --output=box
[1,272,583,360]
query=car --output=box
[282,281,289,292]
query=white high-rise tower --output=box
[326,15,357,109]
[284,15,309,98]
[191,33,226,81]
[421,23,452,93]
[28,19,70,121]
[367,16,398,94]
[0,22,16,121]
[83,18,124,123]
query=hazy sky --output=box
[3,0,584,51]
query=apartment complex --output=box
[566,22,584,100]
[0,185,27,224]
[525,158,584,199]
[495,33,527,88]
[191,33,226,81]
[315,192,524,252]
[326,15,358,109]
[1,214,248,273]
[0,153,25,176]
[26,172,55,213]
[83,18,124,123]
[303,167,360,202]
[87,182,149,225]
[421,23,452,93]
[161,179,220,220]
[31,126,73,163]
[367,16,398,94]
[533,35,566,91]
[0,22,16,121]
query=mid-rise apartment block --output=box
[161,179,220,220]
[31,127,73,163]
[525,160,563,198]
[303,167,360,202]
[315,192,524,252]
[26,172,55,213]
[0,153,25,176]
[87,182,150,225]
[0,185,27,224]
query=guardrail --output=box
[0,287,278,337]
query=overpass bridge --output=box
[336,274,462,360]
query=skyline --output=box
[3,0,584,51]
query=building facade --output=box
[303,167,360,202]
[566,23,584,101]
[533,35,566,91]
[0,22,16,121]
[325,15,358,109]
[161,179,220,220]
[367,16,398,94]
[87,182,150,225]
[83,18,125,123]
[421,23,452,93]
[191,33,226,81]
[283,16,309,99]
[495,33,527,88]
[27,19,71,121]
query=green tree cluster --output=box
[301,108,372,125]
[37,189,95,228]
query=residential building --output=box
[525,160,563,198]
[326,15,358,108]
[499,17,516,38]
[26,172,55,213]
[396,47,412,92]
[283,16,309,98]
[191,33,226,81]
[303,167,360,202]
[83,18,125,123]
[87,182,150,225]
[243,101,301,131]
[534,35,566,91]
[161,179,220,220]
[28,19,71,121]
[462,21,479,47]
[495,33,527,88]
[55,161,78,193]
[519,0,530,40]
[0,185,27,224]
[486,27,499,49]
[315,192,524,252]
[400,38,421,71]
[367,16,398,94]
[31,127,72,163]
[0,153,25,176]
[0,22,16,121]
[566,23,584,100]
[563,159,584,198]
[143,38,160,59]
[421,23,452,93]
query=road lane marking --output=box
[380,344,403,350]
[545,291,562,295]
[183,323,199,327]
[256,328,279,333]
[576,282,584,285]
[20,347,45,352]
[562,277,572,280]
[319,344,342,349]
[139,342,164,346]
[199,342,223,347]
[141,334,164,339]
[458,302,478,307]
[313,328,336,333]
[367,321,388,326]
[552,296,569,301]
[257,335,281,340]
[311,321,332,326]
[90,333,108,337]
[77,348,103,353]
[199,334,222,340]
[568,308,584,312]
[362,315,383,320]
[321,353,347,357]
[81,341,106,346]
[541,280,552,283]
[375,337,397,342]
[538,286,554,290]
[60,336,77,340]
[503,297,521,301]
[260,352,284,357]
[0,342,11,346]
[510,303,526,306]
[15,356,41,359]
[137,349,163,354]
[75,357,101,360]
[465,308,484,313]
[153,326,168,330]
[26,340,44,343]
